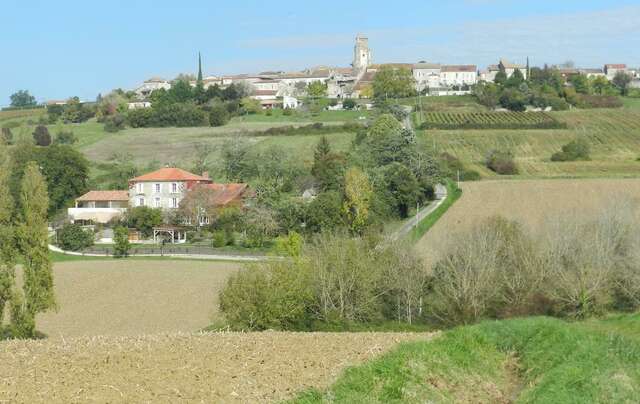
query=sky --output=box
[1,0,639,105]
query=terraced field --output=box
[420,109,640,178]
[422,111,563,130]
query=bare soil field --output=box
[416,179,640,266]
[21,260,241,338]
[0,331,433,403]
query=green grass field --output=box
[294,315,640,403]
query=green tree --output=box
[382,163,419,218]
[343,167,373,233]
[494,70,508,86]
[306,191,345,233]
[590,76,611,95]
[113,226,130,258]
[56,223,94,251]
[505,69,525,88]
[312,137,346,191]
[307,81,328,98]
[0,142,16,327]
[124,207,163,238]
[9,90,37,108]
[54,129,77,145]
[209,104,230,126]
[16,163,55,336]
[372,66,416,99]
[363,114,414,166]
[612,71,633,96]
[221,138,251,181]
[473,81,500,109]
[569,74,590,94]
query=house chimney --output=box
[202,171,209,179]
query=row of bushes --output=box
[219,202,640,330]
[253,122,364,137]
[420,119,566,131]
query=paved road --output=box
[388,186,448,242]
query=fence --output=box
[81,244,263,257]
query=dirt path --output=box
[0,332,435,403]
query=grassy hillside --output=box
[294,315,640,403]
[418,107,640,179]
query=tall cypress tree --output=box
[17,162,55,332]
[197,52,203,83]
[0,141,16,327]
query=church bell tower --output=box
[353,34,371,76]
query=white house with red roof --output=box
[68,167,251,227]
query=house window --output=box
[172,183,178,193]
[172,198,178,208]
[155,183,161,193]
[138,197,145,207]
[154,197,161,208]
[136,183,144,194]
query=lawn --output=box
[16,260,242,338]
[415,178,640,266]
[294,315,640,403]
[419,108,640,178]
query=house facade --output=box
[604,64,627,80]
[128,167,213,210]
[480,59,528,82]
[68,168,251,228]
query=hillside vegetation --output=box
[418,106,640,178]
[294,315,640,403]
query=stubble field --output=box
[22,260,241,338]
[416,178,640,266]
[0,331,433,403]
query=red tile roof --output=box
[130,168,211,182]
[605,64,626,69]
[254,90,278,96]
[202,183,251,206]
[441,65,477,73]
[76,190,129,202]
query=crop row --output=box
[420,112,567,130]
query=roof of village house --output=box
[369,63,414,70]
[441,65,477,73]
[254,90,278,96]
[414,62,442,69]
[605,64,627,69]
[76,190,129,202]
[200,183,252,206]
[499,59,525,69]
[145,77,168,83]
[130,168,211,182]
[581,68,604,74]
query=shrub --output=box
[1,127,12,144]
[551,139,591,162]
[57,223,94,251]
[574,94,623,109]
[154,103,209,127]
[499,89,527,112]
[113,226,130,258]
[124,206,163,238]
[219,234,428,330]
[212,230,227,248]
[282,108,292,116]
[485,150,518,175]
[32,125,51,146]
[54,130,77,145]
[104,113,126,132]
[127,107,155,128]
[343,99,357,110]
[209,104,230,127]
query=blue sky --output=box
[1,0,639,104]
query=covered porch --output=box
[153,226,188,244]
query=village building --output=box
[134,77,171,99]
[68,168,251,239]
[604,64,627,80]
[480,59,528,82]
